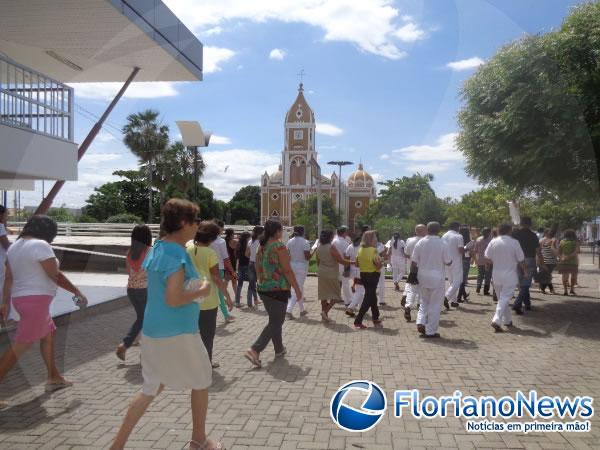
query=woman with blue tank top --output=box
[111,199,223,450]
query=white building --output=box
[0,0,204,209]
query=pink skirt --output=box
[12,295,57,343]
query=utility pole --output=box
[327,160,353,226]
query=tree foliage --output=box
[457,2,600,201]
[228,185,261,225]
[83,170,159,222]
[365,174,447,232]
[292,195,339,240]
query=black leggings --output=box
[122,288,147,348]
[355,272,380,325]
[199,307,218,361]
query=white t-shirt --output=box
[7,238,58,298]
[209,237,229,270]
[332,235,351,270]
[311,239,320,252]
[411,235,451,289]
[249,239,260,263]
[286,236,310,267]
[484,235,525,286]
[442,230,464,266]
[385,238,406,262]
[404,236,422,263]
[345,243,360,278]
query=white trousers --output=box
[287,264,308,313]
[416,285,445,335]
[391,258,405,283]
[377,268,386,304]
[405,283,420,310]
[445,263,463,302]
[492,281,515,325]
[338,266,353,305]
[348,282,365,310]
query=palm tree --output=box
[122,110,169,223]
[154,141,205,202]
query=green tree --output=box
[47,204,76,223]
[154,141,204,202]
[457,3,600,201]
[445,186,515,228]
[292,195,339,240]
[83,170,159,222]
[228,185,260,225]
[122,109,170,222]
[371,173,437,219]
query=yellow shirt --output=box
[186,244,220,310]
[357,246,378,273]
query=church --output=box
[260,84,376,233]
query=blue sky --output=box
[20,0,585,208]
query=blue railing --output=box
[0,54,74,142]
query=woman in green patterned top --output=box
[244,220,301,368]
[558,229,580,296]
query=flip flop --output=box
[244,350,261,368]
[45,380,73,392]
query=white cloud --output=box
[96,131,117,143]
[70,81,180,100]
[380,153,390,160]
[439,181,481,198]
[202,149,279,199]
[316,122,344,136]
[446,57,484,71]
[269,48,287,60]
[81,153,122,164]
[210,134,232,145]
[392,133,461,162]
[204,26,223,36]
[405,162,453,173]
[163,0,428,60]
[393,22,425,42]
[204,46,236,73]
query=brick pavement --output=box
[0,254,599,449]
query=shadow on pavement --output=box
[264,358,311,383]
[421,337,479,350]
[0,393,82,431]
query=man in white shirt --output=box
[402,224,426,322]
[409,222,451,338]
[344,237,364,315]
[286,226,311,319]
[332,227,352,306]
[385,233,406,292]
[442,222,464,308]
[484,223,527,332]
[209,220,235,322]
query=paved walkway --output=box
[0,255,599,449]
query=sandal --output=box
[183,439,225,449]
[45,379,73,392]
[244,349,261,368]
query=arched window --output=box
[290,156,307,185]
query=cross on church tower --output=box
[297,69,307,90]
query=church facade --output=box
[260,84,376,233]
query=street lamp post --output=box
[327,160,353,226]
[309,157,323,237]
[176,121,211,205]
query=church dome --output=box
[270,165,283,183]
[347,163,374,188]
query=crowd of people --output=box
[0,198,584,449]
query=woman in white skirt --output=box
[111,199,222,450]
